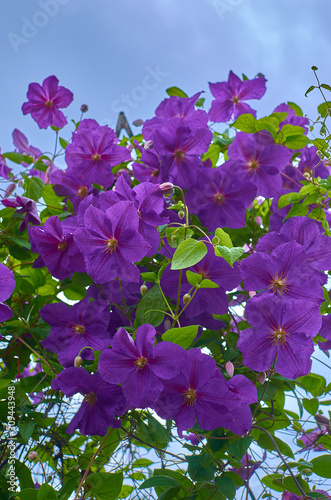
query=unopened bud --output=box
[28,451,39,461]
[225,361,234,378]
[257,372,266,385]
[178,209,185,219]
[132,119,144,127]
[301,468,313,476]
[303,172,311,179]
[74,356,82,368]
[255,216,263,226]
[127,143,134,152]
[18,180,23,187]
[183,293,191,304]
[140,284,148,296]
[160,182,174,195]
[164,319,171,331]
[80,104,88,113]
[5,183,15,198]
[171,234,177,242]
[248,291,256,298]
[144,140,154,150]
[315,414,330,426]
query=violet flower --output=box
[2,195,40,232]
[98,324,186,408]
[22,75,73,129]
[0,264,16,322]
[208,71,267,123]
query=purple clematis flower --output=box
[132,146,165,184]
[240,241,324,304]
[29,215,85,280]
[50,169,92,212]
[12,129,42,160]
[227,131,292,198]
[208,71,267,123]
[155,349,255,435]
[52,368,129,436]
[298,427,327,452]
[185,166,257,231]
[230,451,266,482]
[152,117,212,189]
[0,264,16,322]
[40,297,112,367]
[297,145,330,178]
[2,195,40,232]
[274,103,309,134]
[238,295,321,379]
[65,119,131,188]
[98,324,186,408]
[22,75,73,129]
[0,149,12,179]
[74,201,150,283]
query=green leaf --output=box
[285,203,309,219]
[285,134,310,149]
[256,116,279,137]
[140,272,157,283]
[257,433,294,459]
[227,437,252,459]
[202,143,222,167]
[16,489,39,500]
[171,239,207,270]
[2,152,27,164]
[132,458,154,468]
[196,97,205,107]
[305,85,316,97]
[186,454,215,482]
[321,83,331,91]
[318,101,331,118]
[15,460,35,490]
[37,484,58,500]
[136,285,166,327]
[139,476,179,489]
[287,101,303,116]
[215,245,244,267]
[59,137,69,149]
[278,191,304,209]
[118,485,134,499]
[166,226,194,248]
[41,185,65,212]
[233,113,257,133]
[199,279,219,288]
[24,177,45,201]
[19,421,35,442]
[298,373,326,397]
[302,397,319,415]
[311,454,331,478]
[166,87,188,98]
[186,270,202,286]
[280,124,305,138]
[162,325,199,348]
[85,471,123,500]
[213,228,233,248]
[215,476,236,499]
[63,285,86,300]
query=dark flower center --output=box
[73,324,85,335]
[84,392,97,406]
[270,326,289,346]
[152,169,159,178]
[77,186,88,198]
[134,356,148,369]
[57,241,67,251]
[91,153,101,161]
[214,192,225,206]
[268,272,289,296]
[246,160,259,172]
[183,388,197,406]
[105,238,117,254]
[174,150,185,160]
[232,96,239,104]
[44,100,53,107]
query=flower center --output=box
[270,326,289,346]
[175,150,185,159]
[91,153,101,161]
[77,186,88,198]
[83,392,97,406]
[44,100,53,107]
[134,356,148,369]
[57,241,67,251]
[73,324,85,335]
[105,238,117,254]
[152,169,159,178]
[183,388,197,406]
[268,272,289,296]
[232,96,239,104]
[246,160,259,172]
[214,192,225,206]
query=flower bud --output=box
[127,143,134,152]
[248,291,256,298]
[160,182,174,195]
[80,104,88,113]
[183,293,191,304]
[132,119,144,127]
[303,172,311,179]
[74,356,82,368]
[140,285,148,296]
[255,216,263,226]
[18,180,23,187]
[178,209,185,219]
[171,234,177,242]
[301,468,313,476]
[5,183,15,198]
[28,451,39,461]
[257,372,266,385]
[225,361,234,378]
[164,318,171,331]
[144,140,154,150]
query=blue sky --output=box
[2,0,331,157]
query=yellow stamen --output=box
[268,272,289,296]
[134,356,148,369]
[84,392,97,406]
[269,326,289,346]
[183,388,197,406]
[73,324,85,335]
